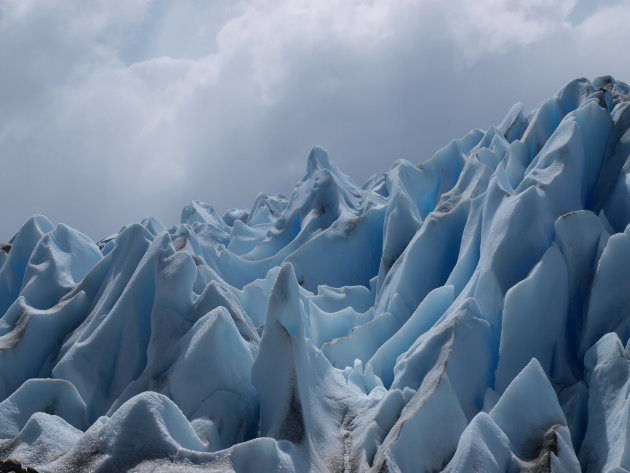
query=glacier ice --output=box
[1,76,630,472]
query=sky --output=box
[1,0,629,241]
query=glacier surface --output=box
[1,76,630,472]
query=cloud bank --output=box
[1,0,628,240]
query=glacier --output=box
[1,75,630,472]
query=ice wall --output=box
[1,76,630,472]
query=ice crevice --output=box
[1,76,630,471]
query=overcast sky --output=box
[1,0,629,241]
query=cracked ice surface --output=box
[1,76,630,472]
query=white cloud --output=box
[441,0,575,59]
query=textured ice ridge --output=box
[1,76,630,472]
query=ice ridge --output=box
[1,76,630,472]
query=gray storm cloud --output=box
[1,0,628,241]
